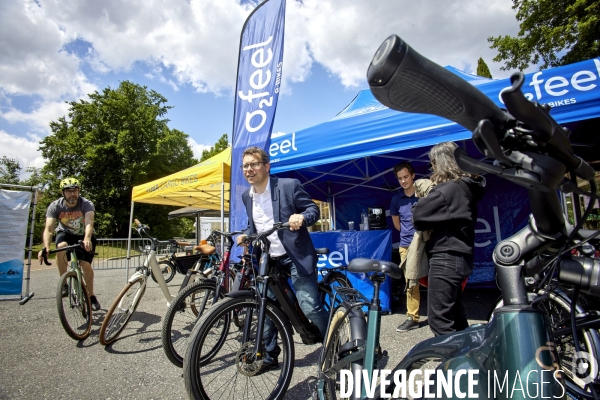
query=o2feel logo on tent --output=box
[498,58,600,108]
[269,131,298,163]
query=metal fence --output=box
[93,238,174,269]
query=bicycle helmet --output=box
[59,177,80,190]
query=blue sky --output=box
[0,0,524,179]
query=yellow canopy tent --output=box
[125,147,231,272]
[131,146,231,209]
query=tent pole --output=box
[332,195,337,230]
[221,162,225,254]
[126,201,135,282]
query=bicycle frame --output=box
[43,243,88,307]
[235,225,323,360]
[317,276,385,400]
[67,249,86,307]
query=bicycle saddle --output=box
[194,244,216,255]
[347,257,402,279]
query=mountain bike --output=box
[311,34,600,399]
[183,222,353,399]
[40,241,94,341]
[99,219,215,345]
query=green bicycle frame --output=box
[67,249,86,307]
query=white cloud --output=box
[187,137,213,160]
[282,0,523,89]
[2,100,72,135]
[0,130,45,179]
[0,0,526,150]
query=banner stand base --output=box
[19,292,34,305]
[0,295,22,301]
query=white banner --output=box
[0,189,32,295]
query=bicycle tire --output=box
[56,271,92,340]
[161,279,223,367]
[151,260,176,284]
[183,295,294,400]
[490,290,599,395]
[99,276,145,345]
[321,305,366,400]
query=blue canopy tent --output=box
[268,58,600,289]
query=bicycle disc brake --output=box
[236,341,263,376]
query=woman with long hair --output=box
[412,141,486,336]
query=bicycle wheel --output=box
[99,276,145,345]
[56,271,92,340]
[152,261,176,284]
[490,290,598,394]
[321,306,366,400]
[162,279,222,367]
[183,296,294,400]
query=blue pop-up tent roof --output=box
[270,59,600,205]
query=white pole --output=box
[126,201,135,281]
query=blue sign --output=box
[230,0,286,246]
[311,230,393,312]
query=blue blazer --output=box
[242,175,320,275]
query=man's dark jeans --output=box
[427,251,473,336]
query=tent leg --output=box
[126,202,135,282]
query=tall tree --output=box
[0,156,21,184]
[476,57,493,78]
[39,81,196,238]
[488,0,600,71]
[200,134,229,162]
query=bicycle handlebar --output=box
[40,241,88,266]
[367,34,595,183]
[240,222,290,246]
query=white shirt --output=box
[249,177,286,257]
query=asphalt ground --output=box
[0,262,499,400]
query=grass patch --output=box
[28,242,144,260]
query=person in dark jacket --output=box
[412,142,485,336]
[236,146,328,371]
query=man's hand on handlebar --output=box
[82,239,92,252]
[288,214,304,231]
[237,234,248,247]
[38,247,51,266]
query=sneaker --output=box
[90,296,101,311]
[396,318,419,332]
[61,284,68,298]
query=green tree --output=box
[0,156,21,184]
[200,134,229,162]
[38,81,196,239]
[488,0,600,71]
[476,57,493,78]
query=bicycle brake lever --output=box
[473,120,515,166]
[453,147,502,175]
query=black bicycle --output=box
[182,222,350,399]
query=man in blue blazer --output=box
[236,146,328,371]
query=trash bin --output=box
[185,246,193,256]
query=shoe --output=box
[61,284,68,298]
[396,318,419,332]
[259,358,279,373]
[90,296,101,311]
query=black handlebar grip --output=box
[367,34,508,133]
